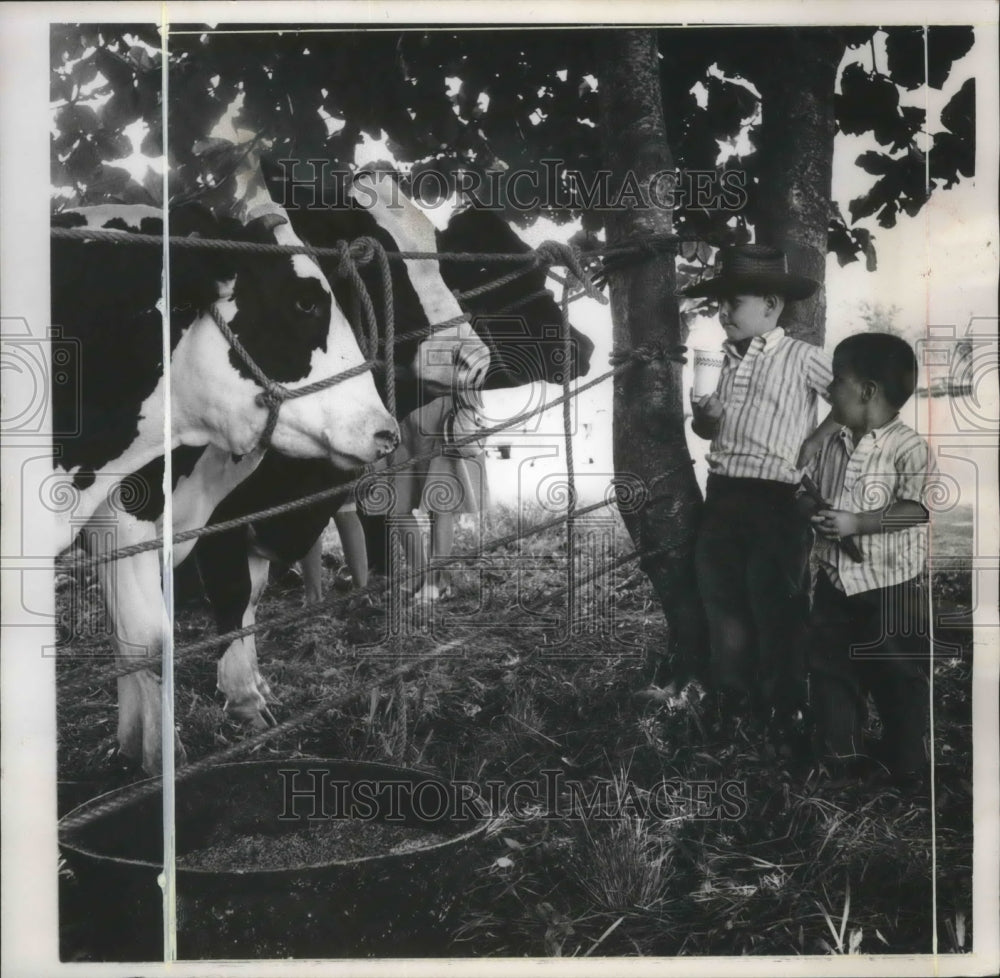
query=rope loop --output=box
[536,239,608,305]
[347,235,379,268]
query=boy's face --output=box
[827,355,868,428]
[718,293,780,344]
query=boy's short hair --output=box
[835,332,918,408]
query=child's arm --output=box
[812,500,929,540]
[796,411,840,468]
[797,347,837,467]
[690,391,724,440]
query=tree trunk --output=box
[597,30,706,685]
[754,29,843,346]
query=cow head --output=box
[435,208,595,390]
[259,163,490,418]
[168,169,399,467]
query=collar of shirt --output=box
[722,325,785,364]
[836,413,904,450]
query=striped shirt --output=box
[707,327,832,484]
[808,417,936,596]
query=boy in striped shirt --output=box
[801,332,935,783]
[685,245,838,743]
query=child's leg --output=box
[429,511,456,595]
[746,501,811,716]
[333,507,369,589]
[385,514,426,595]
[808,573,869,762]
[860,578,931,776]
[695,480,757,701]
[299,534,325,604]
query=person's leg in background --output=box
[333,503,369,591]
[427,510,457,598]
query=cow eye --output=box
[295,298,319,315]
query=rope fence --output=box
[53,215,699,829]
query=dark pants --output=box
[808,571,930,775]
[695,475,810,715]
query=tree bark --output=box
[754,29,843,346]
[597,30,706,685]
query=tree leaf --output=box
[926,27,976,89]
[57,103,100,134]
[855,151,893,176]
[101,90,141,130]
[940,78,974,141]
[883,27,927,91]
[71,57,99,88]
[85,164,132,199]
[64,139,101,182]
[94,130,134,162]
[95,46,136,90]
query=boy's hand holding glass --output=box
[690,390,724,438]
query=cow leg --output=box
[86,515,186,774]
[195,527,275,726]
[216,552,275,727]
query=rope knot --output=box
[254,384,288,411]
[348,236,379,266]
[536,239,608,305]
[334,240,357,278]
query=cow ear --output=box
[244,212,289,240]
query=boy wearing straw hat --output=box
[683,244,838,747]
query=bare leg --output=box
[299,535,324,604]
[430,511,456,596]
[387,514,426,599]
[333,508,368,589]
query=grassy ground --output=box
[56,502,974,958]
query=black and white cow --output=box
[51,162,423,774]
[186,203,595,719]
[108,170,492,762]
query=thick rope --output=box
[58,340,683,574]
[60,530,682,836]
[59,456,694,694]
[51,224,540,265]
[331,237,396,418]
[534,240,608,305]
[52,223,735,268]
[60,360,630,573]
[208,300,378,452]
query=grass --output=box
[56,499,975,958]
